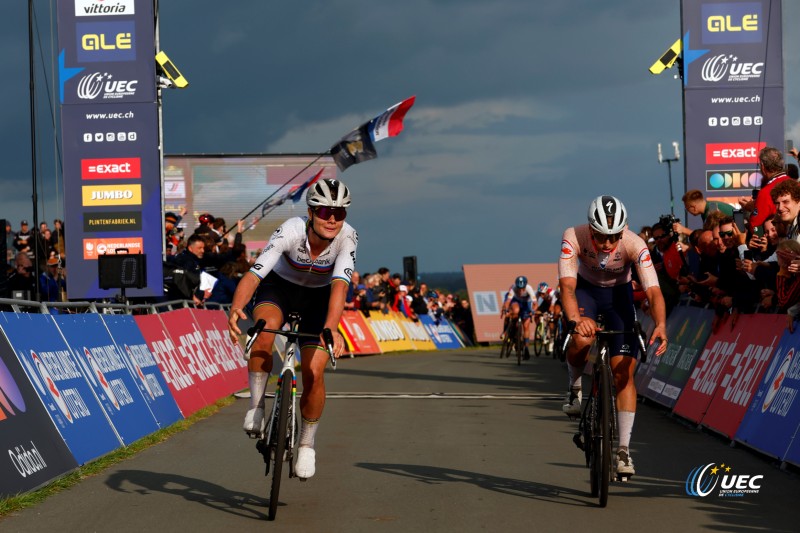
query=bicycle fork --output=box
[257,371,298,477]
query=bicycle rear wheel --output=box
[597,363,613,508]
[268,373,293,520]
[533,322,544,356]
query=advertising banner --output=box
[419,314,463,350]
[101,314,183,428]
[783,428,800,467]
[339,310,381,355]
[190,308,248,392]
[735,325,800,460]
[0,331,78,497]
[463,264,558,343]
[54,314,160,445]
[134,314,209,416]
[673,314,737,424]
[397,314,436,351]
[58,0,161,298]
[681,0,784,212]
[156,309,235,402]
[0,313,121,465]
[642,307,713,407]
[365,313,416,353]
[701,314,783,437]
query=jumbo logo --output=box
[706,170,762,191]
[0,356,26,422]
[76,21,135,62]
[82,184,141,206]
[702,2,761,44]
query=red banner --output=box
[339,311,381,355]
[701,314,784,437]
[190,309,248,392]
[134,314,207,416]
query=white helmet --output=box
[306,178,352,208]
[588,195,627,234]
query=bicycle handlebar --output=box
[244,319,337,370]
[561,320,649,363]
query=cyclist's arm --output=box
[228,271,261,339]
[645,285,668,356]
[324,280,349,357]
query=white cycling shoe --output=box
[243,407,265,436]
[562,388,582,417]
[295,446,316,479]
[616,449,636,477]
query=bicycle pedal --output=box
[616,474,632,483]
[299,477,308,483]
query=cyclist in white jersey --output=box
[501,276,537,358]
[559,195,668,477]
[228,179,356,480]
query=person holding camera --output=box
[738,146,790,232]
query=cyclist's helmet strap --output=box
[588,195,627,234]
[515,276,527,289]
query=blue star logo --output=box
[58,50,84,103]
[682,31,710,86]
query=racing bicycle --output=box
[500,314,525,365]
[533,312,552,357]
[244,313,336,520]
[561,315,647,507]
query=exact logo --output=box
[702,54,764,83]
[74,0,135,17]
[83,131,138,143]
[705,142,765,164]
[0,355,26,423]
[76,21,135,62]
[706,170,762,190]
[702,2,761,44]
[708,115,763,127]
[82,184,142,206]
[77,72,138,100]
[686,462,764,498]
[81,157,141,180]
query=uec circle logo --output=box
[686,463,719,497]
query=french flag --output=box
[368,95,416,142]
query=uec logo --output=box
[686,463,719,497]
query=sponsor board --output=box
[705,142,765,164]
[82,184,142,206]
[83,211,142,232]
[83,237,143,259]
[702,2,762,45]
[706,170,762,191]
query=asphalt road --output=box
[1,347,798,532]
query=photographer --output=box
[650,222,681,315]
[8,252,36,298]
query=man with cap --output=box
[14,220,34,261]
[40,255,66,303]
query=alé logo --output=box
[0,355,27,422]
[686,462,763,498]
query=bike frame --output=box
[263,317,301,471]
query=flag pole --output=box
[219,151,329,239]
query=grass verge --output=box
[0,395,235,519]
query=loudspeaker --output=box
[402,255,417,283]
[98,253,147,289]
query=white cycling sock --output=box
[567,362,584,389]
[299,417,319,448]
[617,410,635,449]
[248,371,268,410]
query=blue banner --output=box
[54,314,161,444]
[735,326,800,461]
[0,313,121,465]
[418,315,462,350]
[101,314,183,428]
[0,329,78,497]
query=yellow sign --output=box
[364,313,415,352]
[82,184,142,206]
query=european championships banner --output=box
[681,0,784,212]
[58,0,163,298]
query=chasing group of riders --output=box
[500,277,561,359]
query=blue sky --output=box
[2,1,799,273]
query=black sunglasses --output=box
[591,231,622,243]
[719,230,734,238]
[314,206,347,221]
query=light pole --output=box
[658,142,680,216]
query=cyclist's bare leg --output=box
[610,354,637,475]
[243,304,282,433]
[522,317,531,343]
[565,332,592,386]
[296,345,329,478]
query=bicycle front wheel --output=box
[515,323,524,365]
[533,323,544,356]
[597,363,613,508]
[268,373,293,520]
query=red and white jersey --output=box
[558,224,659,290]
